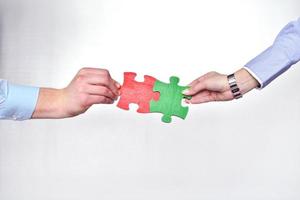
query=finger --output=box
[107,79,120,97]
[188,72,216,87]
[186,90,233,104]
[188,75,206,87]
[81,74,113,88]
[113,79,121,89]
[84,85,117,100]
[188,78,200,87]
[84,74,120,97]
[78,68,120,96]
[85,95,114,106]
[183,81,207,96]
[185,90,215,104]
[185,72,219,96]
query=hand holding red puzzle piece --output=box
[117,72,191,123]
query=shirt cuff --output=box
[242,66,263,89]
[244,45,292,88]
[0,83,40,120]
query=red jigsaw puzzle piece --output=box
[117,72,160,113]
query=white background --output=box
[0,0,300,199]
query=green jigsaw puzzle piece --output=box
[150,76,191,123]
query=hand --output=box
[184,68,259,104]
[32,68,120,119]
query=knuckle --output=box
[104,97,113,104]
[102,76,110,84]
[98,96,106,103]
[102,68,109,74]
[195,78,202,85]
[201,80,208,88]
[100,69,111,77]
[103,87,110,95]
[211,92,218,101]
[189,86,196,93]
[75,75,85,83]
[79,68,89,74]
[208,71,217,76]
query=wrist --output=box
[227,73,243,99]
[233,68,259,95]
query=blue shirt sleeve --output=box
[244,18,300,88]
[0,79,40,120]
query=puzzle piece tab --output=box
[150,76,189,123]
[117,72,160,113]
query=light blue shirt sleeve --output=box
[0,79,40,120]
[244,18,300,88]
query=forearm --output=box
[31,88,68,119]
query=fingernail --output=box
[182,89,189,95]
[115,82,121,88]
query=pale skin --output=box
[184,68,259,104]
[32,68,120,119]
[31,67,257,119]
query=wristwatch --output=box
[227,74,243,99]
